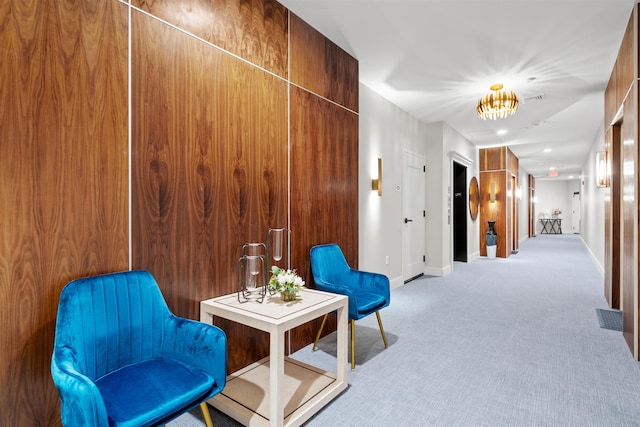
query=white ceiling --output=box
[278,0,636,180]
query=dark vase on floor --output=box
[486,221,497,247]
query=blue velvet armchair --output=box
[51,270,227,427]
[310,244,390,370]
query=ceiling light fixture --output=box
[476,84,519,120]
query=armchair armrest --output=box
[354,269,390,303]
[164,316,227,395]
[51,348,109,427]
[314,279,358,318]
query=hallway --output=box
[175,235,640,426]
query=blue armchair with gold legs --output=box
[51,270,227,427]
[310,244,390,370]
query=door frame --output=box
[453,161,468,262]
[448,151,473,271]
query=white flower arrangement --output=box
[268,266,305,295]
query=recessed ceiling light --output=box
[550,166,556,170]
[543,148,552,153]
[568,175,574,179]
[497,129,507,135]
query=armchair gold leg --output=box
[313,313,329,351]
[200,402,213,427]
[376,311,388,348]
[351,319,355,371]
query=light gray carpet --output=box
[170,235,640,426]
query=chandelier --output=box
[476,84,519,120]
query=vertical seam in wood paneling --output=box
[127,0,133,270]
[287,10,291,232]
[287,10,292,356]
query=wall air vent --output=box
[522,93,546,104]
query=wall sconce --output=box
[490,182,496,203]
[371,157,382,196]
[596,150,609,188]
[516,185,522,200]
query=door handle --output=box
[404,218,413,223]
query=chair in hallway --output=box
[51,270,227,427]
[310,244,390,370]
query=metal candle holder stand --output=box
[265,228,291,295]
[237,243,267,303]
[237,228,292,303]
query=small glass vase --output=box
[280,291,297,302]
[486,221,497,246]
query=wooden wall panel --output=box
[290,14,359,112]
[621,83,636,354]
[507,147,519,175]
[603,3,640,360]
[288,86,359,351]
[618,11,635,111]
[0,0,129,425]
[479,171,507,258]
[479,147,516,258]
[131,10,288,320]
[479,146,506,171]
[289,87,359,273]
[133,0,289,78]
[605,65,618,128]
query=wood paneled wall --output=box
[0,0,129,425]
[604,4,638,358]
[479,147,519,258]
[286,14,359,351]
[0,0,358,424]
[131,8,289,318]
[289,14,359,112]
[133,0,289,79]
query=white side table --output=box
[200,288,348,427]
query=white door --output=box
[402,150,426,281]
[572,192,581,233]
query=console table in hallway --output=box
[539,218,562,234]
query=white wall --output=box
[359,84,479,287]
[534,179,580,234]
[359,84,429,288]
[579,124,606,274]
[425,123,445,274]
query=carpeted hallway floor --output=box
[171,234,640,426]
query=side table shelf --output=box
[210,356,341,427]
